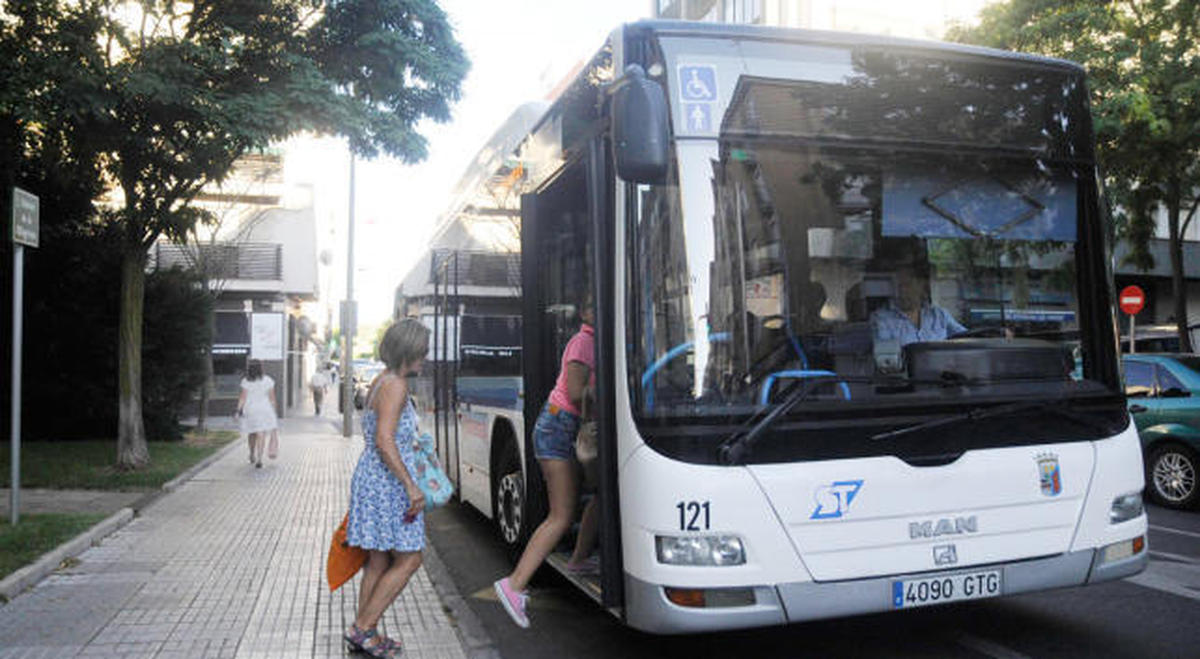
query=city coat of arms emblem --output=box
[1037,453,1062,497]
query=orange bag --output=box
[326,513,367,591]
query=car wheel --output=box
[1147,444,1200,509]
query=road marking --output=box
[1150,524,1200,540]
[955,632,1032,659]
[1127,558,1200,602]
[1150,550,1200,565]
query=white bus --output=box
[428,20,1148,634]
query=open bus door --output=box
[519,136,623,610]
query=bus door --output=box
[521,142,619,606]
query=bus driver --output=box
[869,260,966,372]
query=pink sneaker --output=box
[493,577,530,628]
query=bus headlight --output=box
[656,535,746,566]
[1110,492,1144,524]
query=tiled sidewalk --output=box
[0,414,468,659]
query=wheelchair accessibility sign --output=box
[678,65,718,133]
[678,65,717,102]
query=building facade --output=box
[150,151,319,418]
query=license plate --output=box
[892,570,1001,609]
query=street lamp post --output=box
[342,152,356,437]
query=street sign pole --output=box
[10,186,38,525]
[10,243,22,524]
[1118,285,1146,355]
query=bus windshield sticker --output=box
[683,103,713,133]
[678,65,718,102]
[809,480,864,520]
[882,171,1078,242]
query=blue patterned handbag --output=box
[413,432,454,507]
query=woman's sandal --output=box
[344,624,401,657]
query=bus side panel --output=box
[457,407,492,516]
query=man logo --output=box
[909,515,978,539]
[933,545,958,566]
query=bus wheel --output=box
[1147,443,1199,509]
[494,445,525,548]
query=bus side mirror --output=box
[611,64,669,184]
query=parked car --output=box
[352,361,385,410]
[1120,323,1200,353]
[1124,353,1200,509]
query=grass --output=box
[0,513,108,582]
[0,429,239,491]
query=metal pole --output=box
[1130,313,1136,354]
[10,244,24,524]
[342,152,356,437]
[453,251,461,492]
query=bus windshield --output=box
[628,40,1117,423]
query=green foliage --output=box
[1,0,468,462]
[0,434,238,490]
[0,514,107,582]
[143,268,215,441]
[20,238,215,441]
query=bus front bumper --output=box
[625,546,1147,634]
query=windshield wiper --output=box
[715,373,997,465]
[870,399,1111,442]
[717,375,836,465]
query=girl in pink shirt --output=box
[494,293,597,628]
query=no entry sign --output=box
[1119,285,1145,316]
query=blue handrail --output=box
[759,370,851,405]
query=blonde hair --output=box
[377,318,430,371]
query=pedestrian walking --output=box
[310,364,331,415]
[237,360,277,468]
[343,319,431,658]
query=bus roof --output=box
[628,19,1086,75]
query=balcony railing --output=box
[152,242,282,280]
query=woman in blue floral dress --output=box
[343,319,430,658]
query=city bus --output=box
[425,20,1148,634]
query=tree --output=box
[3,1,467,468]
[948,0,1200,351]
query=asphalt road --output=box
[427,501,1200,659]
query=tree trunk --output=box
[117,249,150,469]
[1167,182,1194,353]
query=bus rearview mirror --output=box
[611,64,669,184]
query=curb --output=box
[0,507,133,602]
[421,527,502,659]
[0,437,242,604]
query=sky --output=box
[293,0,994,331]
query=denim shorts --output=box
[532,402,581,461]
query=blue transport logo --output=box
[810,480,864,520]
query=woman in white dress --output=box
[237,360,277,468]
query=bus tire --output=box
[1146,442,1199,510]
[492,427,532,556]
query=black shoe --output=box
[256,461,262,468]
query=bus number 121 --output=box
[677,501,711,531]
